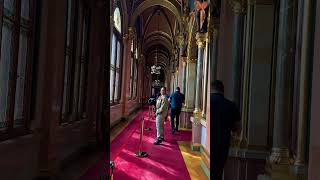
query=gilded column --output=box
[201,12,212,117]
[268,0,296,178]
[194,32,207,117]
[181,57,187,94]
[230,0,245,107]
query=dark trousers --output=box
[212,139,230,180]
[170,108,181,130]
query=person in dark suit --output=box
[211,80,241,180]
[169,87,185,134]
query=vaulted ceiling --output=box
[131,0,185,75]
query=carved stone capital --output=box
[269,148,292,165]
[187,58,197,64]
[176,33,183,47]
[229,0,246,14]
[110,16,114,26]
[230,135,241,148]
[192,111,202,123]
[248,0,255,5]
[123,27,134,41]
[181,57,188,63]
[196,32,208,48]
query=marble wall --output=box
[216,0,234,99]
[308,1,320,178]
[247,4,275,150]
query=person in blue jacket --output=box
[168,87,185,134]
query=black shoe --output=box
[175,128,179,132]
[153,139,162,145]
[172,129,175,135]
[159,137,164,141]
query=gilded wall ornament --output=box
[193,0,210,33]
[196,32,208,48]
[229,0,246,14]
[181,32,188,57]
[187,58,197,64]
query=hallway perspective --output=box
[1,0,320,179]
[111,107,192,179]
[82,107,207,180]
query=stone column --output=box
[138,54,144,107]
[194,32,207,117]
[185,58,197,110]
[230,0,245,107]
[202,31,210,117]
[294,0,312,176]
[181,58,197,129]
[191,34,204,149]
[211,19,220,83]
[121,27,134,118]
[181,57,187,94]
[239,1,254,148]
[268,0,296,178]
[71,4,85,120]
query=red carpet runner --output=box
[80,107,192,180]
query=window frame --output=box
[0,0,36,141]
[61,0,91,124]
[133,46,138,100]
[110,7,123,106]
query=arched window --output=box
[61,0,90,123]
[110,6,122,104]
[113,7,121,33]
[0,0,36,139]
[129,40,134,99]
[129,39,139,100]
[133,47,138,98]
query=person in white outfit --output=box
[154,87,169,145]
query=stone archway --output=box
[130,0,182,29]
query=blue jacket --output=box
[169,91,185,109]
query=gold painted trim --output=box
[187,58,197,64]
[196,32,208,48]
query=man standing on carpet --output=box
[211,80,241,180]
[169,87,185,134]
[154,87,169,145]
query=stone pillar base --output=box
[257,174,272,180]
[191,143,201,151]
[265,163,295,180]
[191,116,202,151]
[291,164,308,180]
[180,111,193,129]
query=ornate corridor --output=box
[0,0,319,180]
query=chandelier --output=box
[154,80,160,86]
[151,48,161,74]
[151,10,161,75]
